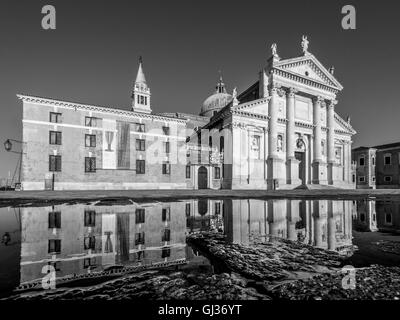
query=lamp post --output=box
[3,139,26,190]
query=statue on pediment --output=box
[271,43,278,56]
[301,35,309,54]
[232,87,239,106]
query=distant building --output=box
[352,142,400,189]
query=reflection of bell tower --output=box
[131,56,152,114]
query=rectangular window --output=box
[162,162,171,175]
[162,229,171,242]
[163,141,170,154]
[50,112,61,123]
[48,239,61,254]
[85,116,97,127]
[384,155,392,165]
[136,160,145,174]
[372,157,376,166]
[384,176,392,182]
[137,95,140,104]
[83,257,96,269]
[185,203,191,217]
[84,236,96,250]
[84,210,96,227]
[49,155,62,172]
[359,176,365,183]
[136,139,145,151]
[85,134,96,147]
[372,176,376,182]
[186,165,191,179]
[214,167,221,179]
[135,208,145,224]
[162,126,170,135]
[85,157,96,172]
[49,131,62,145]
[140,96,145,104]
[135,232,145,245]
[136,250,145,261]
[135,123,145,132]
[162,207,171,222]
[161,247,171,258]
[359,156,365,166]
[144,96,147,105]
[48,211,61,229]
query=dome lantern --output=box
[200,75,232,117]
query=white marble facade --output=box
[195,37,356,190]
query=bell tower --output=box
[132,56,152,114]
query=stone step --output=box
[295,184,339,190]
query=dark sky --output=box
[0,0,399,179]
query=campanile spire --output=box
[132,56,151,114]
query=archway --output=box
[198,166,208,189]
[295,137,307,185]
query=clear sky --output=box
[0,0,399,179]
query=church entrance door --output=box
[198,166,208,189]
[295,152,306,185]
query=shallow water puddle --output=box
[1,198,400,297]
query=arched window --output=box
[220,136,224,153]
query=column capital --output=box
[327,99,338,108]
[312,95,324,104]
[268,82,282,92]
[277,88,286,97]
[286,87,298,98]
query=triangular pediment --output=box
[231,97,269,116]
[274,54,343,90]
[334,112,356,135]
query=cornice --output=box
[17,94,187,124]
[272,68,340,94]
[273,54,343,90]
[334,112,356,134]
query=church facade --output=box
[18,37,356,191]
[184,37,356,190]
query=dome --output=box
[200,76,232,117]
[201,92,232,116]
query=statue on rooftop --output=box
[232,87,239,106]
[271,43,278,57]
[301,35,309,54]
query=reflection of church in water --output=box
[9,198,356,288]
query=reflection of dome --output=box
[201,76,232,117]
